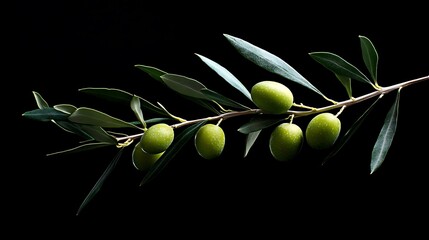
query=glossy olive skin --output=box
[251,81,294,114]
[269,123,304,161]
[194,124,225,160]
[140,123,174,154]
[305,112,341,150]
[132,142,163,171]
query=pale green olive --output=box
[251,81,294,114]
[194,124,225,160]
[269,123,304,161]
[140,123,174,154]
[132,142,163,171]
[305,112,341,150]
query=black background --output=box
[10,0,429,233]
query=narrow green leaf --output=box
[32,91,49,109]
[76,148,123,216]
[200,88,250,110]
[130,95,146,129]
[22,108,69,122]
[129,117,172,126]
[54,104,77,114]
[223,34,325,97]
[134,66,220,114]
[79,87,134,103]
[359,35,378,83]
[51,120,117,144]
[134,64,167,83]
[196,53,252,101]
[78,125,117,144]
[370,90,401,174]
[160,73,208,99]
[309,52,373,86]
[53,120,94,139]
[335,74,353,98]
[322,95,382,164]
[140,121,207,186]
[46,142,114,156]
[79,87,166,116]
[244,130,261,158]
[68,107,141,129]
[238,116,283,134]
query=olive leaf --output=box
[52,120,117,144]
[335,74,353,98]
[238,116,283,134]
[158,74,221,114]
[160,73,209,100]
[134,65,220,114]
[79,87,166,116]
[134,64,167,83]
[69,107,141,129]
[309,52,375,87]
[78,125,117,144]
[53,120,95,139]
[46,142,115,156]
[76,147,124,216]
[32,91,49,109]
[244,130,261,158]
[130,95,146,129]
[140,121,207,186]
[370,89,401,174]
[54,104,77,114]
[22,107,70,122]
[79,87,135,103]
[200,88,251,110]
[195,53,252,101]
[223,34,327,98]
[129,117,172,126]
[359,35,379,84]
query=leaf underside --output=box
[223,34,325,97]
[370,89,401,174]
[196,53,252,101]
[244,130,261,158]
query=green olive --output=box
[251,81,294,114]
[269,123,304,161]
[132,142,163,171]
[305,112,341,150]
[140,123,174,154]
[194,124,225,160]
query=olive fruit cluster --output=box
[132,123,174,171]
[251,81,342,161]
[268,112,341,161]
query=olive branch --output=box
[22,34,429,215]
